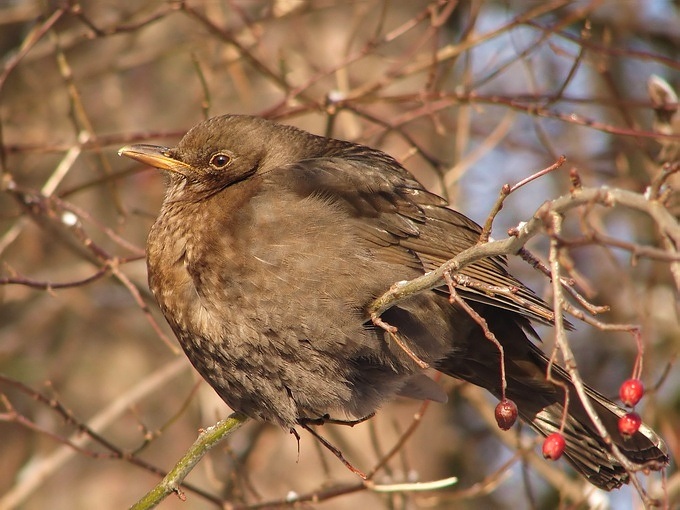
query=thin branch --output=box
[0,359,201,509]
[547,212,659,507]
[479,155,566,243]
[130,413,249,510]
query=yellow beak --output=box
[118,144,191,173]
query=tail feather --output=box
[532,406,625,489]
[439,310,669,491]
[522,354,669,490]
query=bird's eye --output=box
[209,153,232,169]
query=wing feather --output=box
[274,151,556,326]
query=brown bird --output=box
[119,114,668,490]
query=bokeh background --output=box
[1,1,678,509]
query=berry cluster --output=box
[494,378,646,461]
[618,378,644,438]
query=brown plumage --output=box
[119,114,668,490]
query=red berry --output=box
[619,378,644,407]
[618,412,642,438]
[542,433,566,460]
[495,398,518,430]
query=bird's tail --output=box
[439,316,669,490]
[513,348,667,490]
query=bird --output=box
[119,114,668,491]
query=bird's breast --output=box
[146,189,369,346]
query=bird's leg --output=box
[298,413,375,427]
[296,414,330,426]
[289,427,301,462]
[322,413,375,427]
[298,420,368,479]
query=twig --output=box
[517,247,609,315]
[447,278,507,397]
[479,155,566,243]
[130,412,249,510]
[0,359,197,509]
[366,398,432,479]
[371,314,430,369]
[547,212,657,507]
[299,422,368,480]
[366,476,458,493]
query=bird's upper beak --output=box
[118,144,191,174]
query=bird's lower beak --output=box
[118,144,190,173]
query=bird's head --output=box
[119,115,325,198]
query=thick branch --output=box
[369,186,680,318]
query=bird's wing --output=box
[274,153,556,327]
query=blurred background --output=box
[0,1,678,509]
